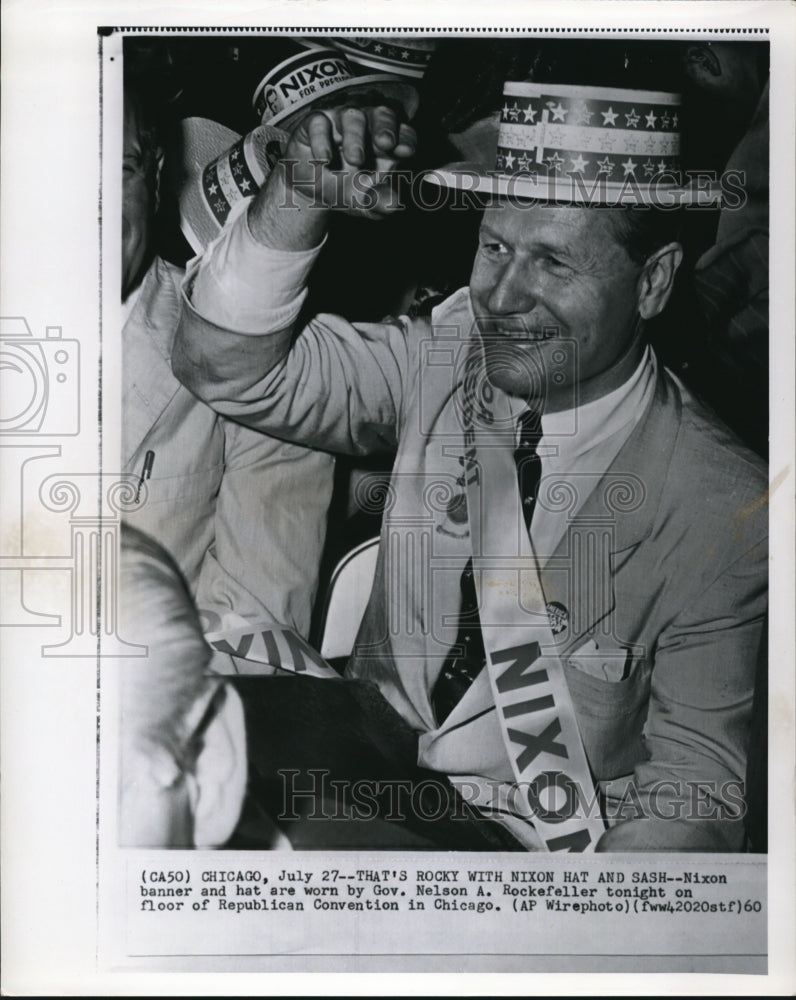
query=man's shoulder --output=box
[666,369,766,494]
[124,256,186,358]
[429,287,472,333]
[651,367,768,547]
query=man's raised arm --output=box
[172,106,420,455]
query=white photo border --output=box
[1,1,793,995]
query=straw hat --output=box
[425,80,722,207]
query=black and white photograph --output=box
[119,30,769,854]
[2,2,794,993]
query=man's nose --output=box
[485,261,537,315]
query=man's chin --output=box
[485,364,543,402]
[483,347,549,401]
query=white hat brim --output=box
[424,163,723,208]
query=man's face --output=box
[122,95,159,300]
[469,204,646,410]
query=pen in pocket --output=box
[135,449,155,503]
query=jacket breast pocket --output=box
[563,654,652,781]
[123,462,225,586]
[140,462,224,505]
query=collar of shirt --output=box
[510,344,657,470]
[508,345,657,561]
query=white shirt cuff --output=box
[189,198,325,334]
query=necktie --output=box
[431,407,544,724]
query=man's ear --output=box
[684,43,723,84]
[637,242,683,321]
[190,684,248,848]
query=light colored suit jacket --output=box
[123,257,334,651]
[174,273,767,850]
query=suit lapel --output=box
[539,368,682,650]
[122,258,185,466]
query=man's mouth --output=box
[477,322,558,342]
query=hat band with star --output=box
[426,81,721,206]
[178,118,289,254]
[328,36,436,79]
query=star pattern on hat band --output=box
[336,36,434,73]
[570,154,589,173]
[201,137,261,227]
[624,108,640,128]
[601,106,619,126]
[570,101,593,126]
[545,152,565,173]
[499,96,681,132]
[495,85,682,187]
[597,156,615,177]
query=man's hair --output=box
[120,525,212,766]
[603,205,685,265]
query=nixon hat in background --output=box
[328,36,437,80]
[252,43,419,130]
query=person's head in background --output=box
[122,86,162,301]
[681,41,767,113]
[119,525,246,848]
[679,41,768,172]
[122,39,186,299]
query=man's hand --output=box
[249,105,417,251]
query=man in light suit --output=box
[171,87,767,851]
[121,79,335,662]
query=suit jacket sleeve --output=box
[194,419,335,644]
[172,205,418,456]
[599,536,767,852]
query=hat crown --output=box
[496,81,682,187]
[429,77,720,206]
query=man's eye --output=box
[480,241,508,257]
[543,254,569,271]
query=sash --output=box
[460,346,605,852]
[203,611,341,680]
